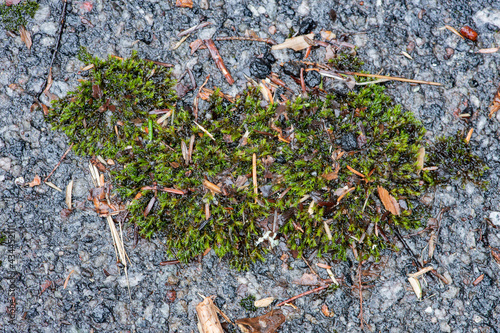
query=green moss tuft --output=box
[0,1,38,31]
[425,131,488,189]
[48,51,488,270]
[240,295,257,312]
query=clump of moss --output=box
[329,51,364,72]
[240,295,257,312]
[425,132,488,189]
[48,48,177,157]
[49,52,487,270]
[0,1,38,31]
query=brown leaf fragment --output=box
[235,309,285,333]
[28,175,41,187]
[60,208,73,219]
[41,103,49,116]
[491,247,500,265]
[19,26,32,49]
[489,85,500,118]
[293,272,320,286]
[321,304,334,317]
[175,0,193,8]
[272,33,315,51]
[143,196,156,217]
[92,84,103,99]
[377,186,401,216]
[40,280,53,295]
[189,39,206,54]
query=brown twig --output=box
[276,285,330,307]
[144,59,174,67]
[215,36,277,45]
[44,144,73,182]
[159,260,181,266]
[300,68,306,94]
[177,21,212,38]
[204,39,235,85]
[357,261,366,328]
[37,0,67,101]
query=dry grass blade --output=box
[253,153,258,197]
[45,181,62,192]
[477,47,500,54]
[408,266,434,278]
[172,34,189,50]
[272,33,315,51]
[65,179,73,209]
[441,25,465,39]
[63,269,75,289]
[203,179,222,194]
[340,71,442,86]
[193,121,215,141]
[181,140,188,163]
[188,134,195,164]
[416,147,425,174]
[19,25,32,49]
[377,186,401,216]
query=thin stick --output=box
[215,36,277,45]
[204,39,235,85]
[37,0,67,100]
[276,285,329,307]
[193,121,215,141]
[358,261,365,328]
[178,21,212,37]
[252,153,257,198]
[44,144,73,182]
[340,71,442,86]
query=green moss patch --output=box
[0,1,38,31]
[48,52,488,270]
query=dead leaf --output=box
[28,175,41,187]
[40,280,53,295]
[235,309,285,333]
[271,33,315,51]
[254,297,274,308]
[19,26,32,49]
[6,0,23,5]
[175,0,193,8]
[190,39,206,54]
[377,186,401,216]
[293,272,320,286]
[195,296,223,333]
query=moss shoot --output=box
[48,52,487,270]
[0,1,38,31]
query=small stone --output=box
[40,22,58,35]
[135,30,153,44]
[249,58,271,79]
[268,25,277,35]
[298,17,316,35]
[282,61,302,77]
[304,70,321,88]
[489,211,500,227]
[340,133,358,151]
[91,305,112,323]
[0,157,11,171]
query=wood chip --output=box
[408,266,434,278]
[203,179,222,194]
[377,186,401,216]
[408,276,422,299]
[195,296,223,333]
[272,33,315,51]
[65,180,73,209]
[321,304,334,317]
[472,274,484,286]
[465,128,474,144]
[254,297,274,308]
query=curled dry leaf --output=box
[408,276,422,299]
[28,175,41,187]
[271,33,315,51]
[254,296,274,308]
[377,186,401,216]
[235,309,285,333]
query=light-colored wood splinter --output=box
[196,295,223,333]
[252,153,257,198]
[194,121,215,141]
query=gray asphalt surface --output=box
[1,0,500,332]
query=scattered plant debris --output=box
[235,309,285,333]
[0,0,38,31]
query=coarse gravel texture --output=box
[1,0,500,332]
